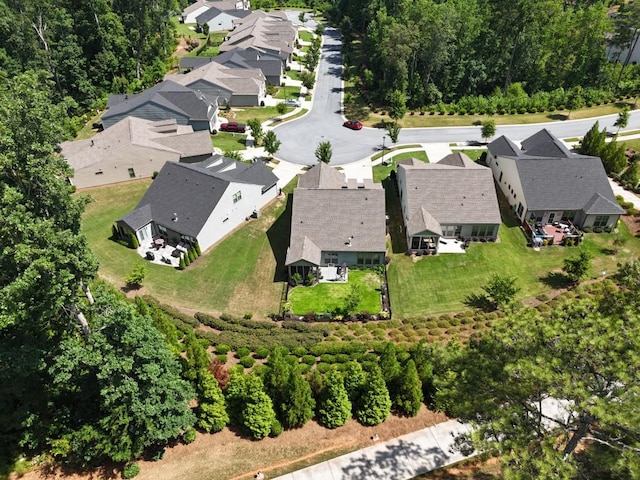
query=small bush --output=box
[216,344,231,354]
[254,347,270,359]
[122,463,140,479]
[182,427,197,444]
[316,362,331,373]
[292,346,307,356]
[216,354,228,363]
[240,356,255,368]
[270,419,284,437]
[229,365,244,375]
[243,312,253,320]
[236,347,251,358]
[302,354,317,365]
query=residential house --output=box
[102,81,218,132]
[181,0,250,24]
[396,153,501,252]
[196,7,252,32]
[486,129,624,228]
[117,154,278,253]
[61,117,213,189]
[166,61,266,107]
[220,11,297,66]
[285,163,386,281]
[178,48,283,85]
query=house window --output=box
[324,252,338,265]
[499,171,503,182]
[157,225,167,234]
[593,215,609,227]
[128,167,136,178]
[471,225,495,237]
[357,253,381,265]
[442,225,461,237]
[562,211,577,222]
[233,191,242,203]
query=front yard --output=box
[287,269,383,316]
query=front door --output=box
[548,212,556,224]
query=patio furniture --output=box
[171,249,182,258]
[145,251,155,260]
[154,238,165,248]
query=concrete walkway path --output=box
[272,420,473,480]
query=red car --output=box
[343,120,363,130]
[219,122,246,133]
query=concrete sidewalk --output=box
[272,419,473,480]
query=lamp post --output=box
[382,135,387,166]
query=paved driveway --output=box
[273,27,640,166]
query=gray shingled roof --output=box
[196,7,251,24]
[493,129,624,214]
[516,157,625,213]
[438,152,485,169]
[399,158,501,233]
[214,48,282,77]
[521,128,572,158]
[488,135,522,157]
[104,81,214,124]
[406,208,442,237]
[195,154,278,190]
[179,57,217,71]
[119,156,277,237]
[297,163,346,189]
[285,188,386,266]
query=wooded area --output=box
[332,0,640,108]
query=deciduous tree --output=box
[315,141,333,163]
[563,250,592,284]
[480,119,496,143]
[263,130,281,158]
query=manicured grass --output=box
[288,270,382,315]
[183,32,227,58]
[363,101,636,128]
[451,149,486,161]
[619,129,640,137]
[373,150,428,183]
[621,138,640,150]
[286,69,301,81]
[74,111,104,140]
[173,21,206,41]
[387,217,640,317]
[299,30,314,43]
[81,179,297,318]
[212,132,247,151]
[271,108,309,125]
[274,86,302,99]
[231,106,283,124]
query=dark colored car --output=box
[219,122,246,133]
[343,119,363,130]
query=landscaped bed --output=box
[288,269,383,316]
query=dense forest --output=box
[330,0,640,108]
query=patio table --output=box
[154,238,165,247]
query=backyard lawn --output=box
[80,179,296,318]
[452,149,486,161]
[387,208,640,317]
[231,106,292,124]
[299,30,314,43]
[288,269,382,315]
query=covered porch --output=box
[318,264,349,283]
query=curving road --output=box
[274,28,640,166]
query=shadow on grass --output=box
[266,193,293,283]
[546,113,568,121]
[540,271,572,289]
[382,177,407,254]
[463,293,495,312]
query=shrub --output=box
[122,463,140,479]
[129,233,139,249]
[125,264,146,289]
[302,354,317,365]
[270,419,284,437]
[216,354,228,363]
[254,346,270,359]
[291,272,302,286]
[182,427,197,444]
[292,346,308,356]
[316,362,332,373]
[240,356,255,368]
[236,347,251,358]
[216,344,231,354]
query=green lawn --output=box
[286,69,301,81]
[288,269,382,315]
[274,86,302,100]
[621,138,640,150]
[299,30,314,43]
[81,179,297,318]
[387,206,640,317]
[363,101,636,128]
[212,132,247,151]
[373,150,429,183]
[231,106,288,124]
[451,149,486,161]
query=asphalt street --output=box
[274,29,640,166]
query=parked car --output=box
[283,98,301,107]
[219,122,246,133]
[343,119,363,130]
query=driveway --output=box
[273,28,640,166]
